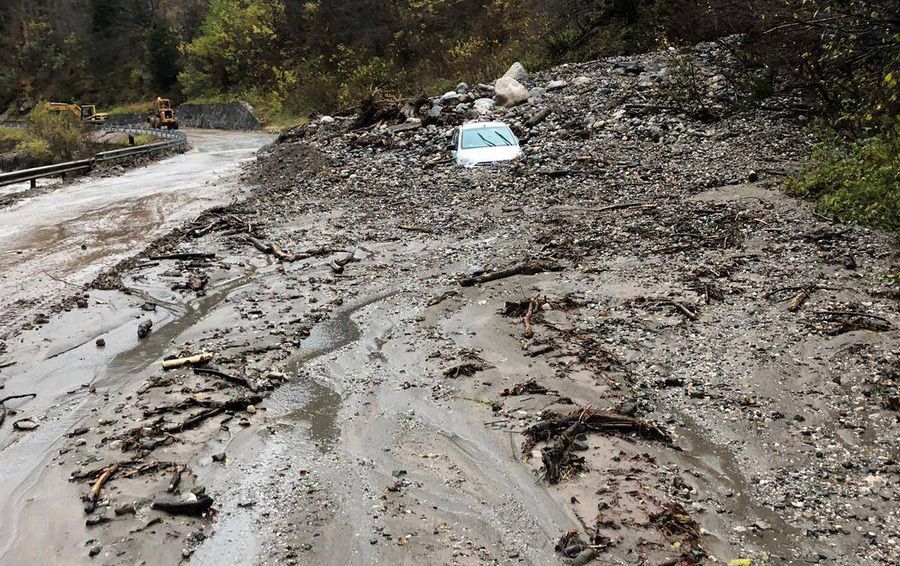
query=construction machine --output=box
[46,102,109,124]
[148,97,178,130]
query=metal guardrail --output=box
[0,125,187,188]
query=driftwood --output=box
[151,494,214,516]
[460,261,551,287]
[149,253,216,261]
[524,406,671,483]
[162,352,213,370]
[193,367,254,389]
[247,236,272,254]
[270,243,298,262]
[500,380,550,397]
[523,295,539,338]
[787,291,809,312]
[84,463,118,513]
[442,362,486,378]
[526,107,552,128]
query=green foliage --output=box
[787,119,900,235]
[17,104,86,164]
[179,0,284,99]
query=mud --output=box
[0,45,898,566]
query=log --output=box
[151,494,214,516]
[85,463,119,513]
[460,261,549,287]
[526,107,552,128]
[247,236,273,254]
[161,352,213,370]
[149,253,216,261]
[193,367,254,390]
[787,291,808,312]
[0,393,37,405]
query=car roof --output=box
[459,121,510,130]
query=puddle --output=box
[270,291,397,451]
[0,272,255,555]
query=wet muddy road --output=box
[0,129,272,563]
[0,129,273,340]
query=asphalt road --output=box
[0,129,273,338]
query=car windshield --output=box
[461,126,516,149]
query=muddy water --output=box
[0,129,273,337]
[0,272,254,558]
[190,292,396,565]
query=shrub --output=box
[787,119,900,236]
[17,104,86,164]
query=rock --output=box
[572,76,592,86]
[747,170,759,182]
[494,77,529,108]
[95,338,105,348]
[246,404,257,414]
[546,79,568,91]
[212,452,226,462]
[473,98,495,114]
[455,82,469,94]
[319,115,335,124]
[88,544,102,558]
[502,61,528,82]
[137,319,153,339]
[428,105,443,119]
[439,91,460,104]
[115,503,136,515]
[528,87,546,101]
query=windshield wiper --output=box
[477,133,497,147]
[494,131,512,146]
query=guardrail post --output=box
[30,179,36,189]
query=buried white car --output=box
[449,121,522,167]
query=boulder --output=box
[440,91,461,104]
[456,82,470,94]
[572,76,592,86]
[494,77,529,108]
[502,62,528,82]
[546,80,568,91]
[473,98,495,114]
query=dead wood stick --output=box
[149,252,216,261]
[85,463,119,513]
[161,352,213,370]
[0,393,37,405]
[592,202,653,213]
[167,467,182,493]
[270,243,298,262]
[526,107,552,128]
[0,360,16,369]
[165,407,224,433]
[787,291,809,312]
[398,224,434,234]
[817,311,892,325]
[193,367,254,390]
[523,295,538,338]
[247,236,273,254]
[460,261,546,287]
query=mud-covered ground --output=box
[0,42,897,565]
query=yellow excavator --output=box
[46,102,109,124]
[148,97,178,129]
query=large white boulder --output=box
[494,77,529,108]
[502,62,528,82]
[473,98,496,114]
